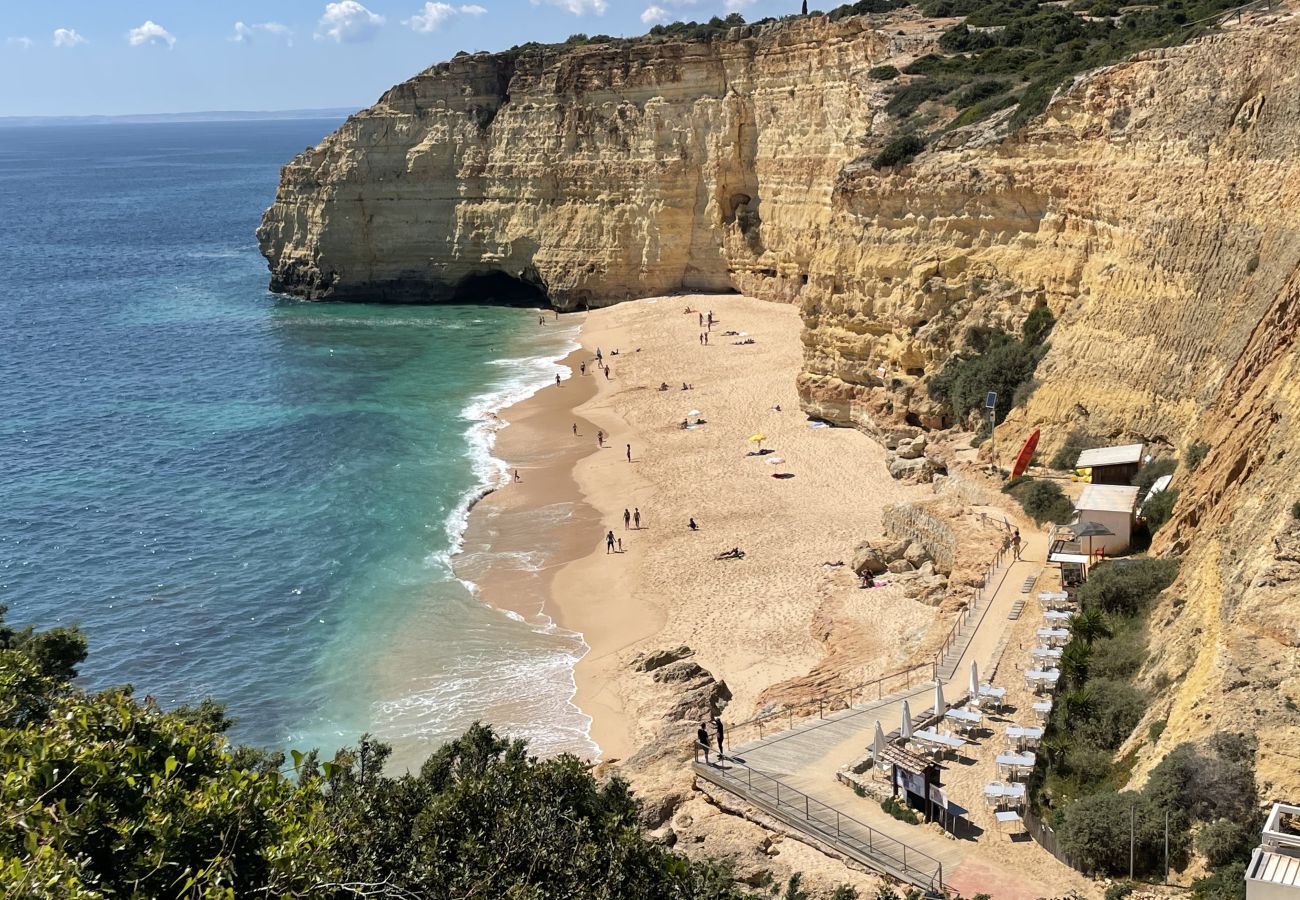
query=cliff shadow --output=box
[451,270,550,308]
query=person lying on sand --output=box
[732,338,756,345]
[714,547,745,560]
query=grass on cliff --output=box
[882,0,1255,132]
[928,305,1054,428]
[1026,558,1263,884]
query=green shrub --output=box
[1074,678,1146,750]
[872,134,926,169]
[1010,478,1075,525]
[1050,428,1106,470]
[1057,790,1190,877]
[1104,883,1134,900]
[1002,474,1032,493]
[1196,819,1251,868]
[1142,487,1179,533]
[830,885,860,900]
[1022,305,1056,346]
[1149,719,1167,743]
[1184,440,1210,472]
[1076,558,1179,617]
[951,78,1012,108]
[881,795,920,824]
[868,64,900,80]
[1191,861,1247,900]
[1134,456,1176,496]
[1293,500,1300,519]
[927,327,1046,426]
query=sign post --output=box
[985,391,998,473]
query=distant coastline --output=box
[0,108,354,128]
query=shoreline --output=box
[459,294,933,764]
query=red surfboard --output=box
[1011,429,1040,480]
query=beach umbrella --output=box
[1068,520,1114,559]
[901,700,913,739]
[688,409,701,417]
[933,680,946,717]
[872,720,886,767]
[748,433,766,451]
[970,661,979,698]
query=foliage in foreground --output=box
[1008,478,1074,525]
[0,607,776,899]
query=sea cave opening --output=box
[450,270,549,308]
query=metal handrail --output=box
[695,761,945,892]
[727,661,935,743]
[933,541,1007,669]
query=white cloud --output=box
[52,28,87,48]
[316,1,385,43]
[404,3,488,33]
[5,36,34,50]
[723,0,755,8]
[641,5,668,22]
[534,0,608,15]
[231,21,294,45]
[127,21,176,49]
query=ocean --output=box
[0,120,595,766]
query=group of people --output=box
[695,715,726,764]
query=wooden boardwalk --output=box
[695,525,1051,894]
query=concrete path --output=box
[703,521,1052,894]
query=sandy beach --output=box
[461,294,938,761]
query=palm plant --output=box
[1060,642,1092,688]
[1071,608,1111,645]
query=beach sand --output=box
[462,294,934,761]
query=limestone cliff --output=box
[262,6,1300,798]
[258,17,935,306]
[796,9,1300,798]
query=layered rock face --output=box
[798,13,1300,796]
[258,18,914,306]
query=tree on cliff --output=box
[0,608,760,898]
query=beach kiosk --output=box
[1075,443,1145,485]
[879,744,944,821]
[1247,802,1300,899]
[1072,483,1139,555]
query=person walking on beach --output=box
[696,723,711,764]
[555,374,561,386]
[1012,528,1022,560]
[606,530,615,554]
[513,469,521,483]
[617,537,623,552]
[712,714,725,758]
[572,422,578,437]
[596,348,603,364]
[580,361,586,376]
[633,508,641,529]
[596,430,604,447]
[604,365,610,380]
[626,443,632,463]
[624,508,631,530]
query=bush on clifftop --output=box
[0,607,777,899]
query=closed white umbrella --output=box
[873,720,886,768]
[934,680,946,717]
[901,700,913,739]
[970,661,979,697]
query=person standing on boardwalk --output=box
[606,530,616,554]
[633,508,641,529]
[624,508,631,530]
[1012,528,1022,559]
[696,723,711,764]
[626,443,632,463]
[712,715,725,758]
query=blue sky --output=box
[0,1,791,117]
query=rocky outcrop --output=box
[258,17,921,306]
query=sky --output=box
[0,0,795,117]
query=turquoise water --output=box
[0,121,593,765]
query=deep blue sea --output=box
[0,120,592,766]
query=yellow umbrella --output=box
[749,434,766,442]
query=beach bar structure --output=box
[1075,442,1144,484]
[1071,483,1139,555]
[1247,802,1300,899]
